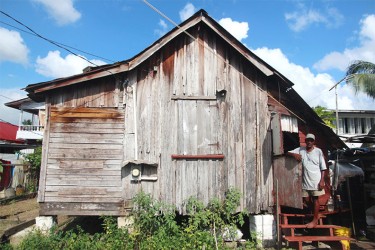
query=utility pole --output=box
[329,76,347,132]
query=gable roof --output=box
[24,9,291,98]
[23,9,346,150]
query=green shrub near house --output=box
[4,188,261,249]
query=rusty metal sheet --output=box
[273,156,303,209]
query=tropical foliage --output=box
[22,147,42,192]
[346,60,375,99]
[22,119,32,125]
[313,106,336,129]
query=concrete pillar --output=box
[18,110,23,127]
[117,216,134,232]
[249,214,276,248]
[35,216,56,234]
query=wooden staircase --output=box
[279,212,354,250]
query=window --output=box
[360,118,366,134]
[355,118,361,134]
[366,118,372,133]
[280,115,298,133]
[338,118,344,134]
[347,118,355,134]
[271,114,299,155]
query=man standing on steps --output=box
[287,133,327,228]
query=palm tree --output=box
[345,60,375,99]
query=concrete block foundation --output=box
[35,216,56,233]
[249,214,277,248]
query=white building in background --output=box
[331,109,375,148]
[5,98,45,141]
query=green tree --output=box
[313,106,336,129]
[346,60,375,99]
[22,119,32,125]
[22,147,42,192]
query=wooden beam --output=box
[33,64,129,94]
[171,154,224,160]
[39,202,130,216]
[3,219,36,237]
[171,95,217,100]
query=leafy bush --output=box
[15,227,62,250]
[183,187,248,248]
[21,146,42,192]
[6,188,259,249]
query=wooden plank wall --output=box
[49,77,121,108]
[123,26,274,214]
[46,107,124,202]
[40,79,125,215]
[40,25,274,215]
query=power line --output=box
[305,86,333,106]
[0,94,16,101]
[142,0,195,41]
[0,20,115,63]
[306,75,357,106]
[0,10,115,71]
[0,12,124,120]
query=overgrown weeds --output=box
[4,188,260,249]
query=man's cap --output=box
[306,133,315,140]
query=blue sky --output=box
[1,0,374,124]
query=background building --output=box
[332,109,375,148]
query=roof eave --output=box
[24,9,283,96]
[25,62,129,95]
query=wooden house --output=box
[24,10,346,216]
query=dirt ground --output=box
[0,197,39,236]
[298,240,375,249]
[0,197,39,219]
[1,197,375,249]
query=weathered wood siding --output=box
[123,26,273,214]
[39,25,274,215]
[39,79,125,215]
[273,157,302,209]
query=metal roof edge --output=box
[24,9,289,95]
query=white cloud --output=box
[252,47,375,110]
[0,27,29,64]
[285,5,343,32]
[0,89,29,125]
[314,14,375,71]
[154,19,169,37]
[360,14,375,43]
[33,0,81,25]
[35,50,106,78]
[218,18,249,42]
[285,9,325,32]
[179,3,197,21]
[325,7,344,29]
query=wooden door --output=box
[273,156,303,209]
[270,110,303,208]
